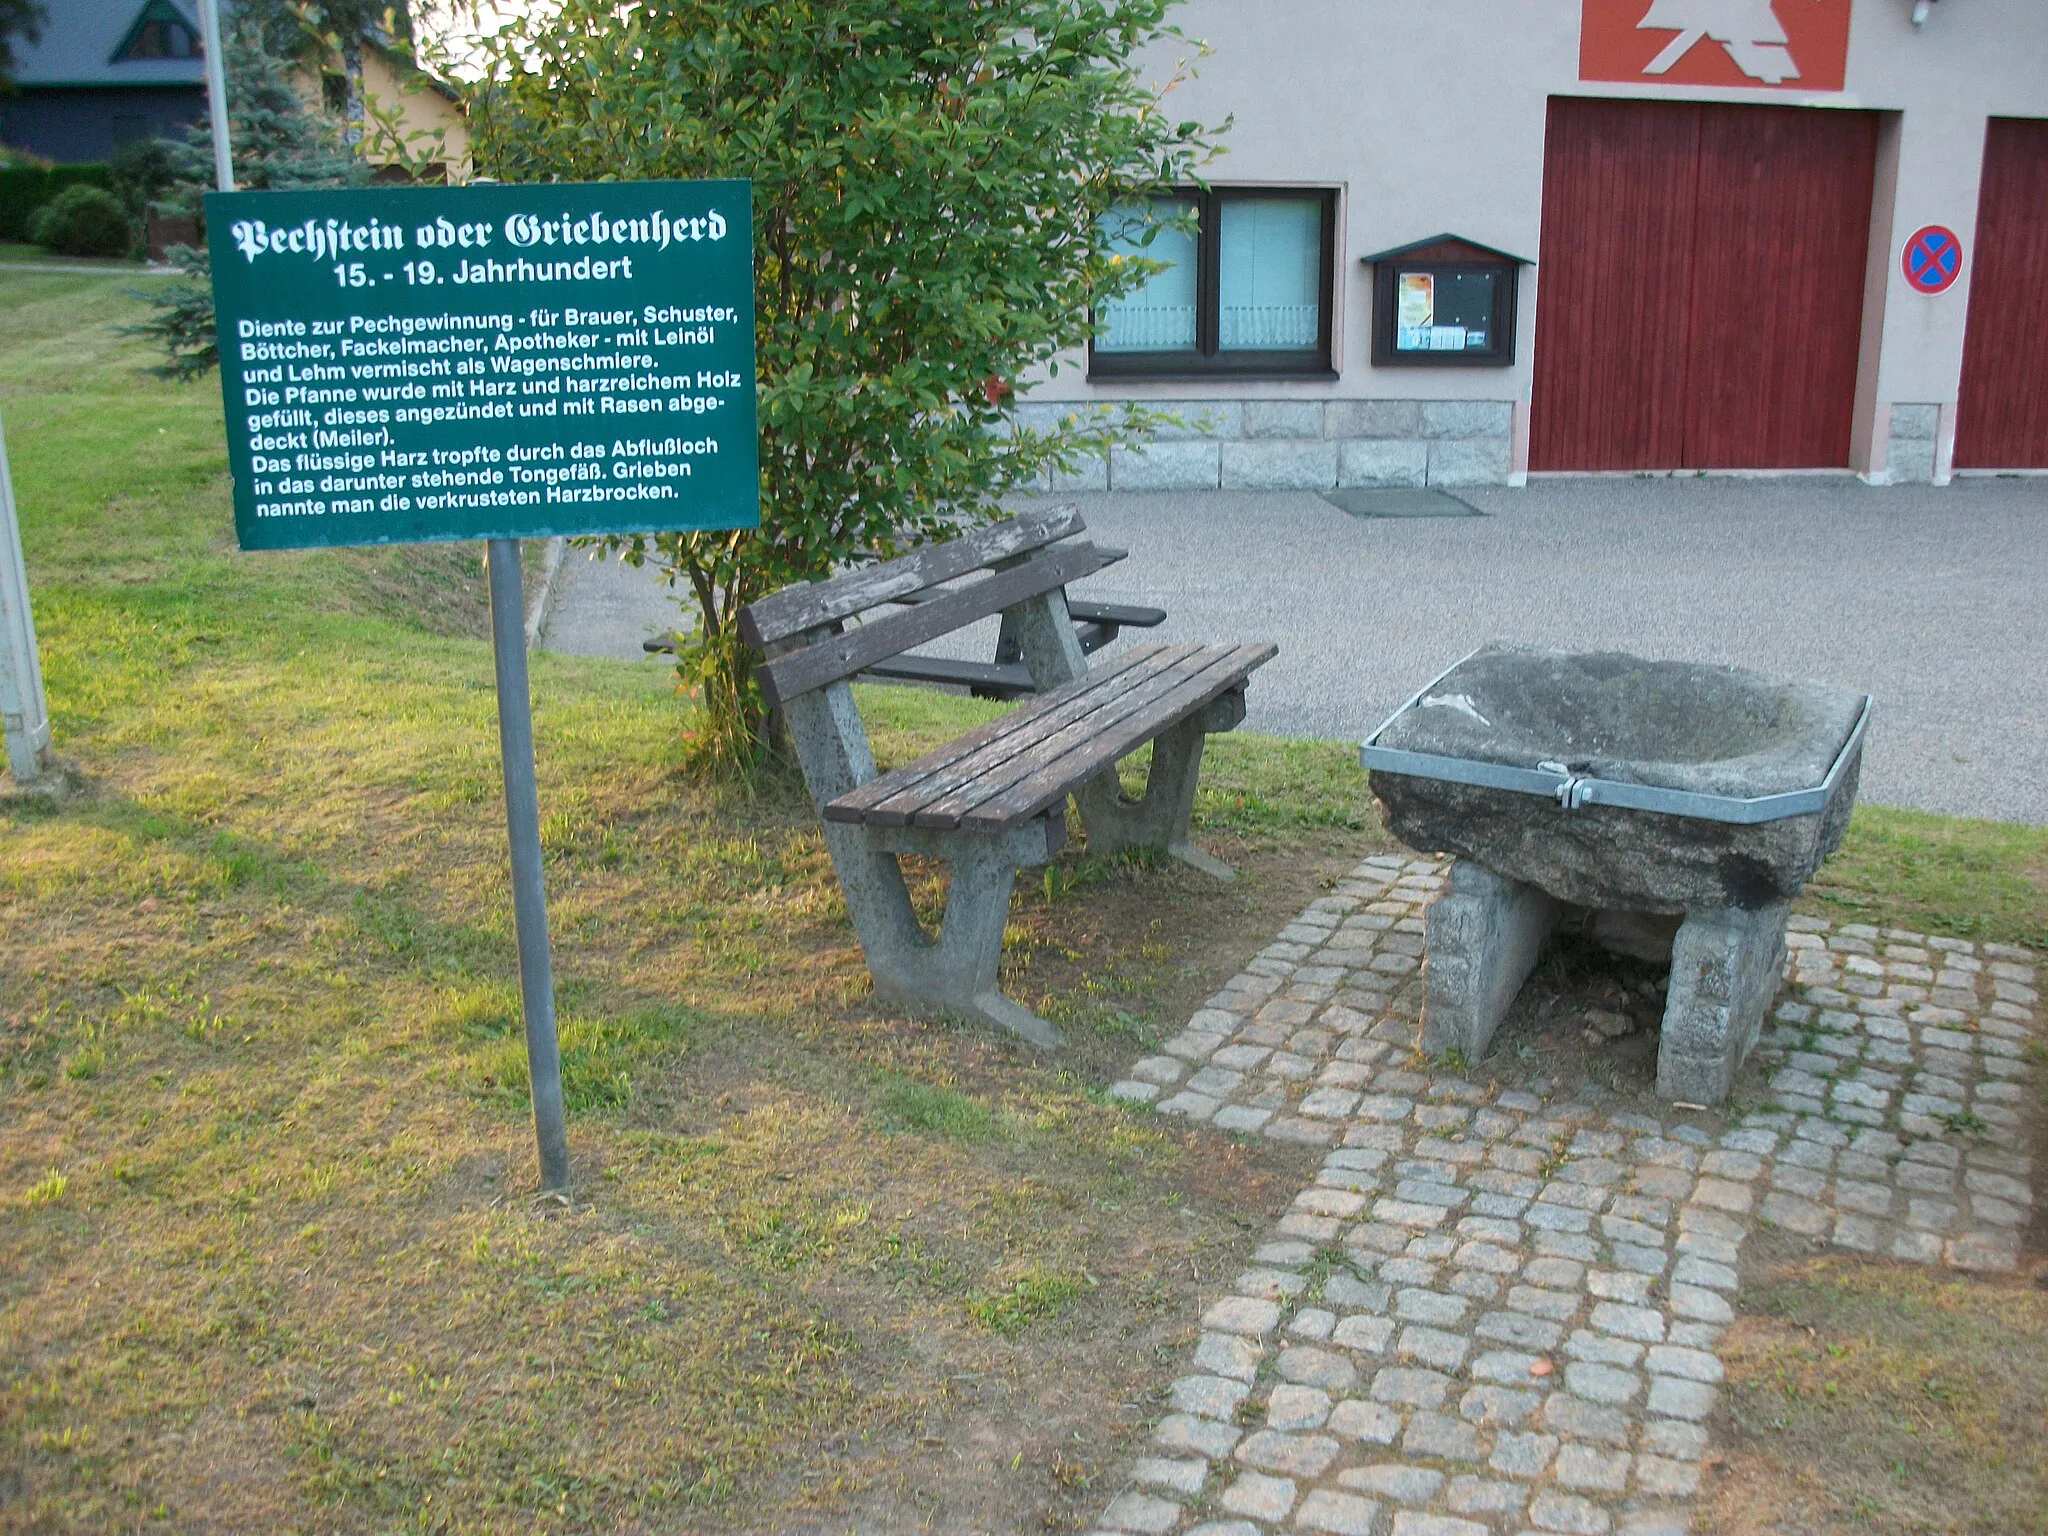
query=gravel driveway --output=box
[542,476,2048,824]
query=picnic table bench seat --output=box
[738,505,1275,1048]
[825,642,1273,832]
[862,556,1167,699]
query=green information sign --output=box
[204,179,759,550]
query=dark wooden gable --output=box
[1361,233,1530,267]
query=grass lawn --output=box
[0,243,149,269]
[1700,1239,2048,1536]
[2,274,2045,1534]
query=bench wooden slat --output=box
[1066,598,1168,629]
[898,647,1237,829]
[830,645,1253,833]
[754,540,1113,708]
[888,544,1129,610]
[825,644,1176,824]
[656,592,1160,694]
[737,505,1086,649]
[857,611,1153,700]
[863,647,1212,828]
[951,644,1273,830]
[861,654,1036,697]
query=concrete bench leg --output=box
[1420,861,1559,1062]
[821,816,1065,1050]
[1003,591,1238,880]
[783,675,1065,1048]
[1075,690,1244,881]
[1657,901,1788,1105]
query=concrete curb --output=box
[524,536,567,649]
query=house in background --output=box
[0,0,467,181]
[352,41,469,183]
[1024,0,2048,487]
[1,0,207,162]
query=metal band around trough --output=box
[1357,647,1873,826]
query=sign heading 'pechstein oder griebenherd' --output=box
[205,178,758,549]
[229,205,733,288]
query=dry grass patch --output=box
[0,272,1384,1533]
[1,696,1357,1532]
[1700,1246,2048,1535]
[6,269,2045,1536]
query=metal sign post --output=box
[486,538,569,1189]
[200,175,759,1192]
[196,0,235,194]
[0,415,53,786]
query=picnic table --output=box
[738,506,1274,1046]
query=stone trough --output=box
[1362,644,1869,1103]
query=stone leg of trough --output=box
[1419,859,1559,1061]
[1657,900,1791,1104]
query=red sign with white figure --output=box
[1580,0,1853,92]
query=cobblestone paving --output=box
[1092,855,2040,1536]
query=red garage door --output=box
[1956,118,2048,469]
[1531,98,1879,471]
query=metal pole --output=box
[196,0,235,193]
[0,414,53,786]
[485,538,570,1192]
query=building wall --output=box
[359,48,472,182]
[1023,0,2048,487]
[0,86,205,163]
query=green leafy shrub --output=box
[27,183,130,257]
[468,0,1216,773]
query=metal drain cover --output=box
[1321,487,1485,518]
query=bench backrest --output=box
[740,506,1108,709]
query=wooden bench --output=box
[739,505,1275,1048]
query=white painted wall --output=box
[1028,0,2048,474]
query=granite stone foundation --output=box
[1659,903,1789,1104]
[1015,398,1517,491]
[1419,862,1558,1061]
[1886,402,1940,485]
[1416,864,1793,1105]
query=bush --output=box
[470,0,1214,772]
[110,136,178,229]
[28,184,131,258]
[0,162,114,241]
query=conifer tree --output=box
[0,0,43,85]
[239,1,418,151]
[132,12,369,378]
